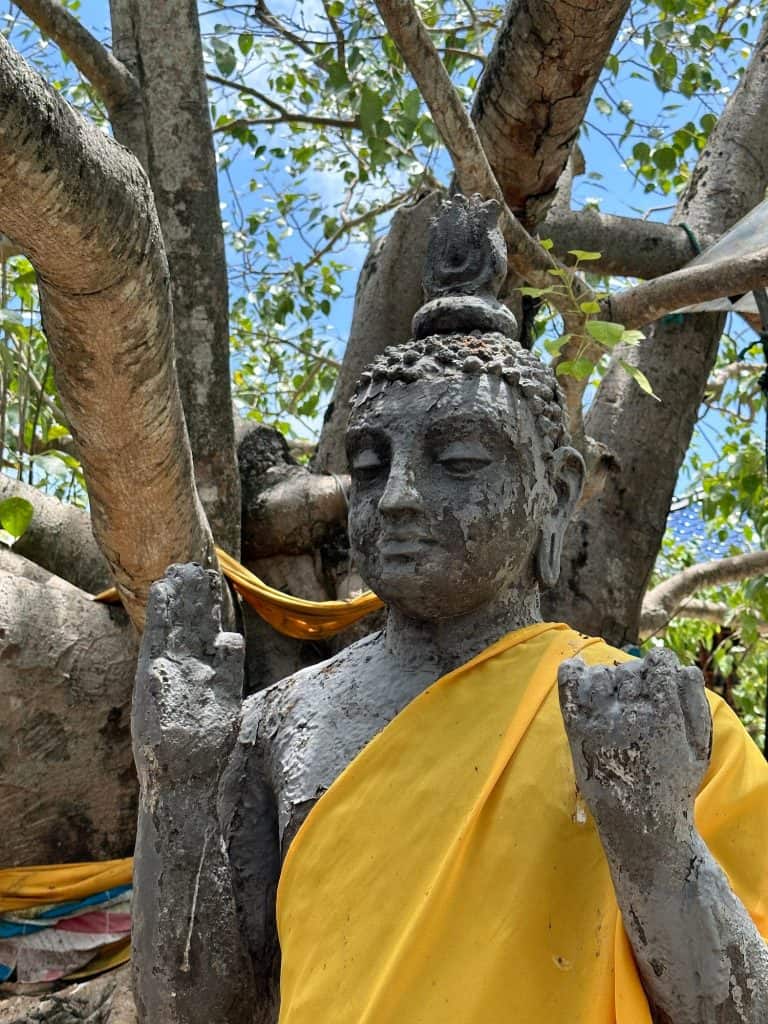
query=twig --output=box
[253,0,313,54]
[302,189,414,271]
[215,112,359,132]
[322,0,346,66]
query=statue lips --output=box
[379,531,437,561]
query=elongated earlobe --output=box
[535,446,585,588]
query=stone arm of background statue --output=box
[131,565,262,1024]
[559,650,768,1024]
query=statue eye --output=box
[351,449,385,481]
[436,443,492,477]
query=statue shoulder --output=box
[239,629,387,746]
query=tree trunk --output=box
[315,190,442,473]
[546,21,768,644]
[128,0,241,555]
[0,33,215,629]
[0,551,137,867]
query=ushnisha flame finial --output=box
[411,193,517,341]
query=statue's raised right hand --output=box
[132,563,244,786]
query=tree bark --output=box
[0,550,137,867]
[129,0,241,555]
[0,33,215,629]
[315,190,442,473]
[472,0,630,222]
[547,20,768,644]
[542,208,697,279]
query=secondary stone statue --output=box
[132,195,768,1024]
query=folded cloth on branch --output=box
[95,546,384,640]
[277,622,768,1024]
[0,859,132,983]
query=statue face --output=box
[346,374,554,621]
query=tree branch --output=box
[639,599,768,638]
[0,33,215,629]
[541,208,697,279]
[639,550,768,636]
[603,246,768,330]
[13,0,138,116]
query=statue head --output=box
[345,195,585,622]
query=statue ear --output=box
[535,446,585,589]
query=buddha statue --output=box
[131,195,768,1024]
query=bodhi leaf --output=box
[586,320,625,347]
[568,250,602,261]
[0,496,33,543]
[620,360,660,400]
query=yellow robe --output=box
[277,622,768,1023]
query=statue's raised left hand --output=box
[558,648,712,846]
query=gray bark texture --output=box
[0,475,110,593]
[541,207,698,279]
[0,32,215,630]
[472,0,631,221]
[314,190,442,473]
[0,550,137,867]
[129,0,241,556]
[546,20,768,644]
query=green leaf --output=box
[620,329,645,345]
[359,85,384,137]
[619,360,660,400]
[579,300,601,314]
[539,238,554,251]
[212,38,237,76]
[544,334,571,357]
[594,97,612,116]
[652,146,677,172]
[585,320,625,347]
[519,286,553,298]
[0,497,33,540]
[568,249,601,262]
[555,356,593,380]
[632,141,651,163]
[238,32,253,56]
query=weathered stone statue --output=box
[132,196,768,1024]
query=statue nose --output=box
[378,464,423,516]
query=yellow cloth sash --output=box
[277,622,768,1023]
[0,858,132,914]
[95,547,383,640]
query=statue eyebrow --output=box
[424,410,513,443]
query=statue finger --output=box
[615,659,646,702]
[162,563,224,659]
[584,665,618,710]
[638,647,684,717]
[214,631,246,701]
[676,665,713,764]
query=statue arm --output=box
[559,650,768,1024]
[132,565,257,1024]
[608,827,768,1024]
